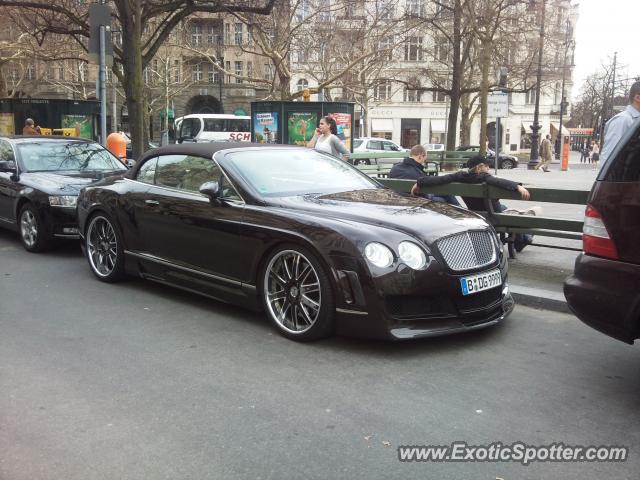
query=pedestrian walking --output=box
[600,81,640,167]
[22,118,41,135]
[590,141,600,170]
[535,134,552,172]
[580,141,589,163]
[308,115,349,160]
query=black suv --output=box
[564,118,640,343]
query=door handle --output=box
[145,199,160,206]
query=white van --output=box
[175,114,251,143]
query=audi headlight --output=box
[364,242,394,268]
[398,241,428,270]
[48,195,77,207]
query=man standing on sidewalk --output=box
[535,135,552,172]
[600,81,640,167]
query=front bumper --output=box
[47,206,80,239]
[332,253,513,340]
[564,254,640,344]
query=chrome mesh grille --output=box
[436,230,497,271]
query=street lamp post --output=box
[528,0,546,169]
[556,20,573,160]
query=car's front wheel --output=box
[353,158,371,166]
[85,213,125,282]
[19,203,50,252]
[261,245,335,341]
[501,159,515,169]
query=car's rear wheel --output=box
[19,204,50,252]
[86,213,125,282]
[261,246,335,341]
[501,159,515,169]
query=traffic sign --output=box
[488,92,509,118]
[88,3,113,66]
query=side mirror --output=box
[0,160,16,173]
[199,181,221,203]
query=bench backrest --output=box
[379,178,589,234]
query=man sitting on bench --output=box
[390,144,460,205]
[410,154,530,209]
[411,154,533,251]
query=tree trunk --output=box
[446,0,462,151]
[0,66,7,97]
[121,1,145,159]
[459,94,473,146]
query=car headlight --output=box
[364,242,394,268]
[398,241,428,270]
[48,195,77,207]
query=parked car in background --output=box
[77,143,513,342]
[353,137,408,165]
[0,136,127,252]
[564,118,640,344]
[423,143,445,152]
[456,145,518,169]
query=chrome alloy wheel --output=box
[264,250,322,334]
[87,216,118,277]
[20,209,38,248]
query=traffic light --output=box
[498,67,508,90]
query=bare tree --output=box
[0,0,276,157]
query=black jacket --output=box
[389,157,424,180]
[417,170,521,211]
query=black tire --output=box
[18,203,51,252]
[260,244,335,341]
[501,159,515,169]
[354,158,371,166]
[85,212,126,282]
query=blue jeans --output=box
[429,194,461,207]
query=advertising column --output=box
[329,112,352,150]
[287,112,317,146]
[254,112,279,144]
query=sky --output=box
[572,0,640,100]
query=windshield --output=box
[17,142,127,173]
[225,149,379,197]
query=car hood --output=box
[271,189,489,244]
[20,170,124,195]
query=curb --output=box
[509,284,571,314]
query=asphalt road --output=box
[1,230,639,480]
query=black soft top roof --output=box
[139,142,300,162]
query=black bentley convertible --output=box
[77,143,514,341]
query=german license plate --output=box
[460,269,502,296]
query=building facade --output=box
[0,11,271,139]
[1,0,578,149]
[289,0,578,153]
